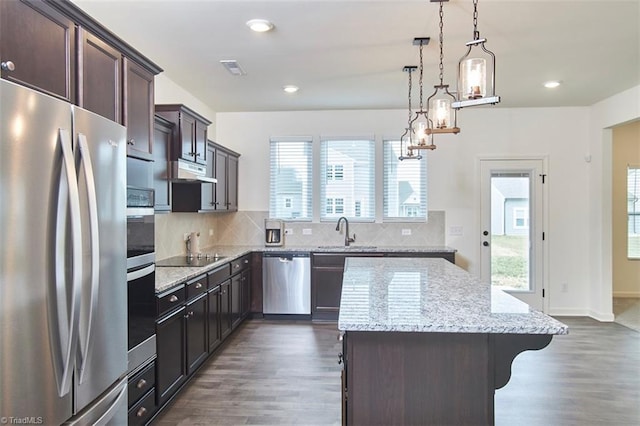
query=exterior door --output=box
[480,159,545,310]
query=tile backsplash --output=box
[155,210,445,260]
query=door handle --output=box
[77,134,100,384]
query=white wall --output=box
[155,74,217,132]
[588,85,640,320]
[216,106,592,315]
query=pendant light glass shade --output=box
[398,66,422,160]
[452,0,501,109]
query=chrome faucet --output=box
[335,216,356,247]
[186,235,192,258]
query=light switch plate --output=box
[449,226,463,237]
[303,228,312,235]
[402,229,412,236]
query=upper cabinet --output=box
[155,104,212,166]
[124,58,155,160]
[78,27,122,123]
[0,0,162,156]
[0,0,76,102]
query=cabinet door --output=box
[78,27,121,123]
[230,274,242,329]
[227,154,239,211]
[311,267,344,321]
[185,294,208,375]
[156,306,186,405]
[207,287,221,353]
[0,0,75,102]
[200,142,216,211]
[214,149,228,210]
[241,269,251,318]
[194,121,207,165]
[152,115,173,212]
[220,281,231,339]
[179,113,196,162]
[124,58,154,160]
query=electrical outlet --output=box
[449,226,463,237]
[402,229,412,236]
[303,228,312,235]
[285,228,293,235]
[209,228,213,236]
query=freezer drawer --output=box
[263,253,310,315]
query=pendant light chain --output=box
[438,1,444,86]
[472,0,480,40]
[407,68,413,127]
[418,40,425,111]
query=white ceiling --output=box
[71,0,639,112]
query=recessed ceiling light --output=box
[544,80,561,89]
[246,19,274,32]
[283,85,299,94]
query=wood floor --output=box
[152,317,639,426]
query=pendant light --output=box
[408,37,436,152]
[426,0,459,134]
[399,66,422,160]
[452,0,501,109]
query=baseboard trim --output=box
[588,310,615,322]
[613,291,640,298]
[548,308,589,317]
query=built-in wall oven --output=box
[126,184,156,374]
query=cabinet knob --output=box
[136,407,148,418]
[244,259,249,264]
[169,295,178,302]
[136,378,147,389]
[195,282,203,289]
[1,61,15,71]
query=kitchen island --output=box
[338,257,568,426]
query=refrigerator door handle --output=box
[92,381,127,426]
[53,128,83,397]
[76,133,100,384]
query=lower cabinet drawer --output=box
[128,389,156,426]
[128,360,156,407]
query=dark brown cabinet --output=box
[152,115,173,212]
[0,0,76,102]
[78,27,121,123]
[207,285,222,353]
[155,104,211,166]
[127,360,157,426]
[185,275,208,375]
[185,293,208,375]
[156,304,186,405]
[169,140,241,213]
[220,281,232,340]
[124,58,155,160]
[213,146,240,212]
[230,274,242,330]
[250,252,263,315]
[1,0,161,128]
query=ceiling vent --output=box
[220,60,246,76]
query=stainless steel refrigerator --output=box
[0,80,128,425]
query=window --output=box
[383,140,427,220]
[320,139,375,220]
[628,165,640,258]
[326,164,344,181]
[513,207,529,229]
[269,139,312,220]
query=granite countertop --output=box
[155,245,457,293]
[337,257,569,335]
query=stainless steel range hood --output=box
[169,158,217,183]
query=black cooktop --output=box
[155,255,225,267]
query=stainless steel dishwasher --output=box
[263,252,311,315]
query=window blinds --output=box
[269,139,313,220]
[382,140,427,220]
